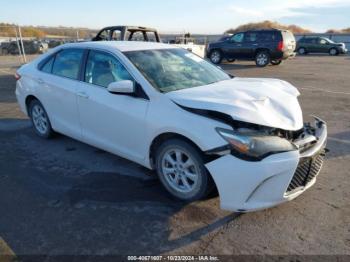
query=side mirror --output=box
[107,80,134,94]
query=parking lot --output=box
[0,54,349,257]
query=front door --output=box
[76,50,149,162]
[222,33,245,59]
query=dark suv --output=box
[297,36,347,55]
[207,29,296,67]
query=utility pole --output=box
[18,25,27,63]
[14,27,24,64]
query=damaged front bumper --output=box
[206,117,327,212]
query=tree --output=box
[225,20,312,34]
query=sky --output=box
[0,0,350,34]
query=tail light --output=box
[14,72,21,80]
[277,41,284,51]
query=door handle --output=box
[77,92,89,99]
[37,78,44,84]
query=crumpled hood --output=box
[166,77,304,131]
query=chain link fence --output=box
[0,25,98,66]
[0,25,27,63]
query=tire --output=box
[255,51,270,67]
[271,60,282,66]
[298,47,307,55]
[155,139,213,201]
[226,58,236,63]
[329,48,338,56]
[209,50,222,64]
[29,99,54,139]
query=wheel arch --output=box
[25,95,39,116]
[149,131,222,169]
[329,47,339,54]
[254,48,270,56]
[148,132,219,194]
[149,132,204,169]
[208,48,223,58]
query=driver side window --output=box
[319,39,327,45]
[85,50,133,88]
[230,33,244,43]
[98,30,110,41]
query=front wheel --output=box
[209,50,222,64]
[298,47,307,55]
[329,48,338,56]
[271,60,282,66]
[29,100,54,139]
[155,139,213,201]
[226,58,236,63]
[255,51,270,67]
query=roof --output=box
[61,41,178,52]
[100,26,157,32]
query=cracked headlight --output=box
[216,128,297,161]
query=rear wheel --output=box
[329,48,338,56]
[298,47,307,55]
[155,139,213,201]
[29,100,54,139]
[226,58,236,63]
[209,50,222,64]
[271,60,282,66]
[255,51,270,67]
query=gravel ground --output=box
[0,54,349,258]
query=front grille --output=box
[286,149,325,193]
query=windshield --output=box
[323,37,335,44]
[124,48,231,93]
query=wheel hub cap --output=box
[161,149,199,193]
[32,105,48,134]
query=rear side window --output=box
[258,32,281,42]
[244,32,257,42]
[40,56,55,73]
[52,49,84,80]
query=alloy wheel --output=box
[161,148,199,193]
[210,51,221,64]
[256,53,268,66]
[31,104,49,135]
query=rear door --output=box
[308,38,319,52]
[241,32,258,59]
[37,48,84,139]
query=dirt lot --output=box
[0,54,349,258]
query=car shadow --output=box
[221,63,258,71]
[0,122,239,255]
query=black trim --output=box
[174,102,234,127]
[37,50,61,72]
[80,49,90,82]
[134,82,149,100]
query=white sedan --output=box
[15,41,327,212]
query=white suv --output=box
[15,41,327,212]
